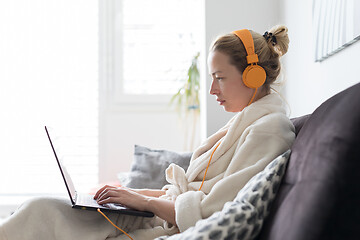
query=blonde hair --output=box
[210,25,289,93]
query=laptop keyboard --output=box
[77,194,127,210]
[77,194,102,207]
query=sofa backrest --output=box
[257,82,360,240]
[291,114,310,137]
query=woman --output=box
[0,25,295,240]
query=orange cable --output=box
[247,88,258,106]
[198,89,255,192]
[198,141,222,191]
[97,208,134,240]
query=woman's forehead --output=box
[208,50,230,62]
[208,51,232,73]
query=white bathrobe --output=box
[0,92,295,240]
[160,91,295,232]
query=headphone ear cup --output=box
[242,65,267,89]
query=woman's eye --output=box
[216,77,223,81]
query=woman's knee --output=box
[17,197,70,215]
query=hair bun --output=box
[267,25,289,56]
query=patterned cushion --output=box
[156,149,290,240]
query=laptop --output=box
[45,126,154,218]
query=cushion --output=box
[290,114,310,137]
[118,145,192,189]
[257,82,360,240]
[157,150,291,240]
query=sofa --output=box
[121,82,360,239]
[257,82,360,240]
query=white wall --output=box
[280,0,360,118]
[202,0,282,137]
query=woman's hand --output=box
[94,185,150,212]
[93,185,176,226]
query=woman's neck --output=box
[253,87,268,102]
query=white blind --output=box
[120,0,202,95]
[0,0,98,196]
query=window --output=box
[0,0,98,199]
[102,0,203,104]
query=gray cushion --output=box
[118,145,192,189]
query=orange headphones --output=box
[232,29,266,105]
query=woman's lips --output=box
[217,99,225,105]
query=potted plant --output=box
[170,52,200,150]
[170,52,200,113]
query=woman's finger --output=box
[96,187,150,212]
[97,187,128,202]
[97,189,120,202]
[97,188,115,201]
[93,185,108,199]
[97,196,120,205]
[94,185,117,199]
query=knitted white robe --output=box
[0,92,295,240]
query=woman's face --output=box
[208,50,254,112]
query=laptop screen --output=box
[45,126,77,204]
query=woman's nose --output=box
[209,80,218,95]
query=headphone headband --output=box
[232,29,259,64]
[231,29,266,94]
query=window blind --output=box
[0,0,98,196]
[120,0,203,95]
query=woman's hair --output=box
[210,25,289,93]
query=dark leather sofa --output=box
[257,82,360,240]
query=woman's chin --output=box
[223,105,245,113]
[223,105,234,112]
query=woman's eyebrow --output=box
[211,71,223,76]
